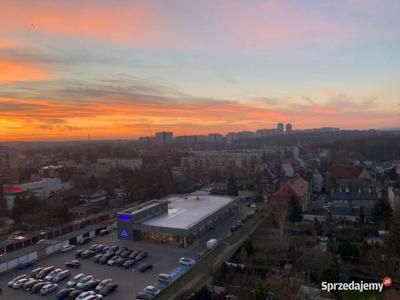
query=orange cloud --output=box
[0,59,53,83]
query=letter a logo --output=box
[121,229,128,238]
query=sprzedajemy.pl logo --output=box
[321,277,392,293]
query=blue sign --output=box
[118,215,132,222]
[121,229,128,238]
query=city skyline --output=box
[1,0,400,141]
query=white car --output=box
[179,257,195,266]
[143,285,160,296]
[67,273,85,287]
[83,294,103,300]
[106,256,119,266]
[12,278,29,289]
[95,279,112,292]
[250,203,256,209]
[53,269,71,282]
[40,283,58,295]
[36,239,47,245]
[45,268,62,281]
[76,291,96,300]
[60,244,75,252]
[8,274,27,287]
[76,275,94,289]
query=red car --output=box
[36,266,55,279]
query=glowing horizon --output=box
[1,0,399,141]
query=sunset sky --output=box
[1,0,399,141]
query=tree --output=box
[388,208,400,257]
[288,195,303,222]
[372,198,392,225]
[244,281,270,300]
[359,206,365,224]
[227,173,239,196]
[310,217,321,246]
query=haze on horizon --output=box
[0,0,399,141]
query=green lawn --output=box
[339,290,385,300]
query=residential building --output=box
[388,184,400,210]
[3,178,72,210]
[0,146,19,184]
[80,189,107,205]
[331,190,378,209]
[326,165,373,193]
[271,176,310,211]
[208,133,224,144]
[311,168,323,193]
[281,163,294,178]
[285,123,293,133]
[155,131,173,145]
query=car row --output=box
[8,274,58,295]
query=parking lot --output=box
[0,203,249,299]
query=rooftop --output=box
[141,195,235,230]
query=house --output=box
[271,176,310,211]
[326,165,372,193]
[331,190,378,209]
[388,184,400,210]
[311,168,323,193]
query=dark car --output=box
[122,259,136,268]
[114,248,124,256]
[99,253,113,264]
[99,282,118,296]
[99,229,109,236]
[23,279,40,291]
[81,250,95,258]
[114,257,126,266]
[82,279,100,291]
[65,260,81,268]
[93,254,103,263]
[120,249,132,258]
[68,289,81,299]
[36,266,55,279]
[136,292,152,299]
[31,281,48,293]
[94,244,105,253]
[139,263,153,272]
[31,267,43,278]
[230,225,238,232]
[56,288,74,299]
[135,251,148,261]
[77,236,91,245]
[110,245,119,253]
[102,246,110,253]
[18,260,35,269]
[74,249,84,258]
[88,244,99,251]
[129,250,140,260]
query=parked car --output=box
[76,291,96,300]
[89,244,99,251]
[93,254,103,263]
[22,278,38,291]
[36,266,55,279]
[110,245,119,253]
[81,250,95,258]
[12,277,29,289]
[138,264,153,272]
[99,229,109,236]
[76,275,94,289]
[82,279,100,291]
[102,246,110,253]
[77,237,91,245]
[83,295,104,300]
[53,269,71,282]
[67,273,85,287]
[99,282,117,296]
[136,292,152,299]
[122,259,136,268]
[129,250,140,259]
[8,274,27,286]
[158,273,173,284]
[95,279,112,292]
[56,288,74,300]
[99,253,113,264]
[36,239,46,245]
[135,251,148,261]
[75,249,85,258]
[61,244,75,252]
[94,244,105,253]
[31,281,48,293]
[120,249,132,258]
[107,255,119,266]
[250,203,256,209]
[45,268,62,281]
[114,256,126,266]
[230,224,238,232]
[66,260,81,268]
[40,283,58,295]
[31,267,43,278]
[68,289,82,299]
[179,257,195,266]
[143,285,160,296]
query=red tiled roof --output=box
[271,177,309,205]
[328,165,365,179]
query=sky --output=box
[0,0,399,141]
